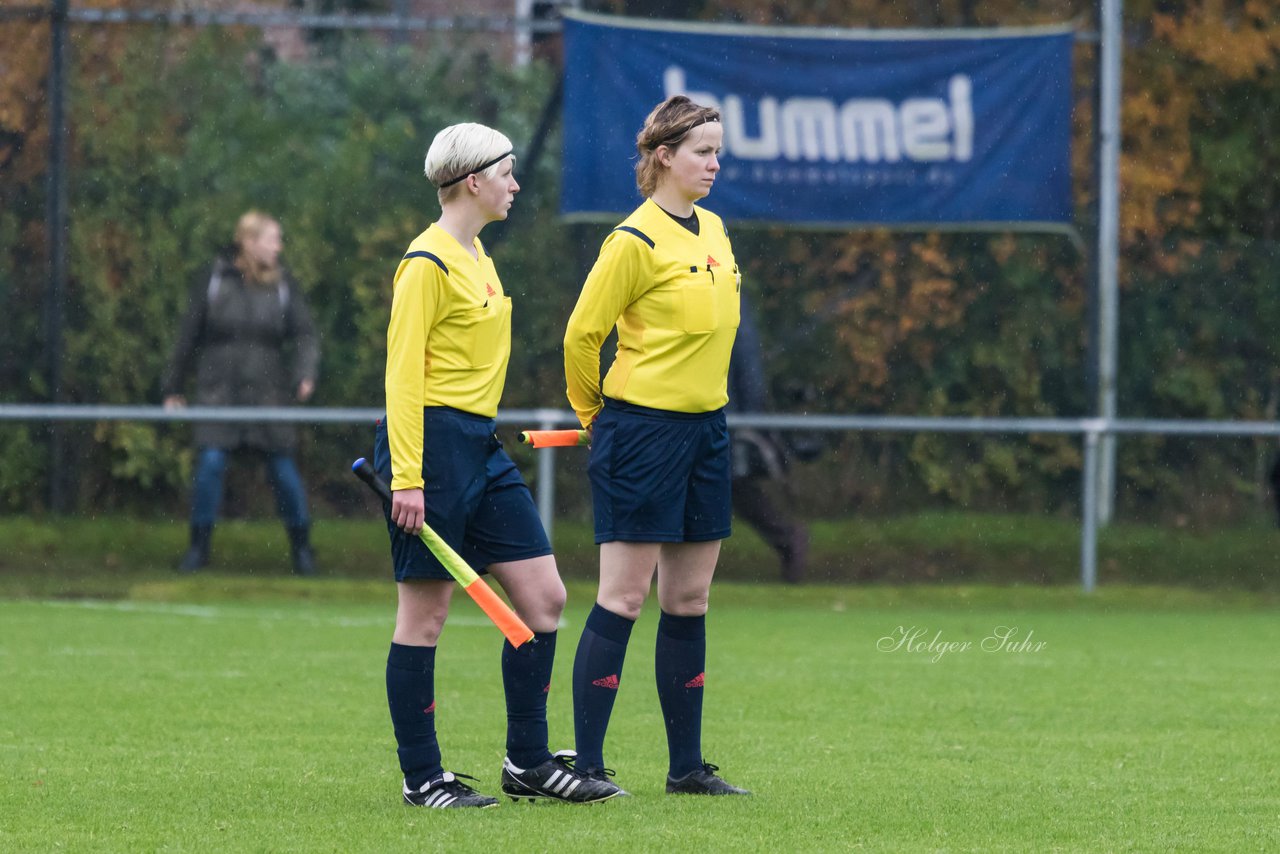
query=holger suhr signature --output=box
[877,626,1047,662]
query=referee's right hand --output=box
[391,488,425,535]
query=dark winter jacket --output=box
[727,293,825,479]
[727,293,785,480]
[163,257,319,452]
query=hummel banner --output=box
[561,12,1074,229]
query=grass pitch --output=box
[2,583,1278,852]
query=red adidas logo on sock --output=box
[423,701,436,714]
[684,672,705,689]
[543,683,551,694]
[592,674,620,690]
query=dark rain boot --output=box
[288,525,317,577]
[178,524,212,573]
[779,525,810,585]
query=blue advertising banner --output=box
[561,12,1074,229]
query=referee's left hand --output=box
[391,488,425,535]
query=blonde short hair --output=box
[424,123,515,204]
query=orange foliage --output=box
[1122,0,1278,250]
[832,233,976,402]
[1119,66,1199,243]
[0,0,295,182]
[0,19,48,181]
[1153,0,1280,81]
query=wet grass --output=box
[2,585,1277,851]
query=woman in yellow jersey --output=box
[374,123,621,808]
[563,96,750,796]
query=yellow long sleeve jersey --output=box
[385,224,512,490]
[564,199,741,427]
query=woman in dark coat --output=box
[163,211,320,574]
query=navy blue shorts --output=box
[373,407,551,582]
[587,397,732,544]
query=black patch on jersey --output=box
[403,251,449,274]
[613,226,655,249]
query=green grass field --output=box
[4,511,1280,593]
[3,581,1278,852]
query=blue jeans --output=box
[190,447,311,529]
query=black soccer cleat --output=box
[403,771,499,808]
[665,762,751,796]
[584,765,630,798]
[501,750,624,803]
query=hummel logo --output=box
[423,701,436,714]
[592,674,620,690]
[706,255,720,268]
[684,672,705,689]
[485,283,497,296]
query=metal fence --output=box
[16,1,1127,524]
[4,4,1217,593]
[6,403,1280,591]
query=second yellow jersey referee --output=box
[563,95,751,797]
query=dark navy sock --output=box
[572,604,635,771]
[655,611,706,779]
[502,630,557,769]
[386,642,442,788]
